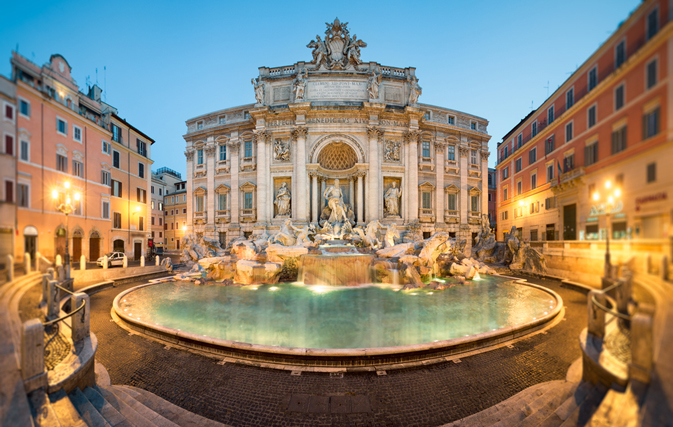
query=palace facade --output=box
[184,19,491,250]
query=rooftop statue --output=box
[408,75,422,105]
[367,68,382,100]
[293,68,307,101]
[307,18,367,70]
[251,77,264,105]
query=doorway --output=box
[89,232,100,260]
[113,239,125,253]
[563,204,577,240]
[55,228,66,258]
[24,226,38,260]
[72,231,82,260]
[134,242,142,261]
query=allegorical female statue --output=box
[274,182,291,216]
[323,179,349,224]
[384,181,402,216]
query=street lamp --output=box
[592,180,621,278]
[52,181,81,276]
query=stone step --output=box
[538,381,596,427]
[558,383,608,427]
[491,381,577,427]
[105,386,179,427]
[586,387,640,427]
[117,385,227,427]
[83,386,132,427]
[48,389,88,427]
[69,387,112,427]
[97,386,158,427]
[28,388,61,427]
[442,381,560,426]
[519,381,579,427]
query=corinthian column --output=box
[366,126,382,221]
[435,142,445,228]
[481,149,489,215]
[311,173,318,223]
[185,149,194,232]
[255,131,269,224]
[357,172,364,224]
[459,145,469,224]
[229,139,240,225]
[405,131,420,221]
[292,127,309,223]
[205,142,217,238]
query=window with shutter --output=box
[4,135,13,156]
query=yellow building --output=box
[164,180,187,251]
[108,114,154,260]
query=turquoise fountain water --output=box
[118,276,556,349]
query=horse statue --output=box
[353,220,383,249]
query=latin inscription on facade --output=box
[385,87,402,103]
[308,81,367,100]
[267,120,295,127]
[273,86,291,102]
[307,117,368,124]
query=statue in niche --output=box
[293,69,307,101]
[274,139,290,162]
[251,77,264,105]
[407,75,422,105]
[384,140,401,162]
[274,182,291,217]
[323,179,350,224]
[384,181,402,217]
[367,68,382,99]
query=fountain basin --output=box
[113,275,563,368]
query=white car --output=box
[97,252,125,268]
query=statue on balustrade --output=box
[274,182,291,217]
[407,75,422,105]
[384,181,402,217]
[293,69,307,101]
[251,77,264,105]
[367,68,382,99]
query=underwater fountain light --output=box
[269,287,279,291]
[473,271,482,281]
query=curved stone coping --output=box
[112,275,563,365]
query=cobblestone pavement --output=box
[90,276,587,427]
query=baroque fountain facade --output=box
[183,18,491,254]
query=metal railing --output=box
[590,280,632,321]
[43,284,86,328]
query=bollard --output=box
[662,255,669,281]
[41,274,51,307]
[35,251,41,271]
[70,292,90,343]
[156,255,160,266]
[21,319,45,381]
[57,265,64,282]
[643,253,651,274]
[103,255,108,269]
[47,280,60,318]
[24,253,31,274]
[80,255,86,271]
[630,304,655,384]
[587,290,606,338]
[55,254,62,266]
[140,255,145,267]
[65,264,71,280]
[122,255,128,268]
[6,254,13,282]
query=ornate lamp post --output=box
[52,181,81,275]
[592,180,621,278]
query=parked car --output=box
[97,252,125,268]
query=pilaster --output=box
[405,130,421,221]
[291,126,309,224]
[228,135,241,226]
[185,149,194,232]
[459,144,469,224]
[435,142,446,229]
[255,131,270,225]
[205,140,217,238]
[481,149,489,216]
[366,126,383,221]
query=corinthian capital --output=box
[480,150,490,161]
[291,126,308,141]
[403,130,421,144]
[205,145,217,157]
[366,126,383,140]
[459,146,470,157]
[185,150,194,161]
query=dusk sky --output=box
[0,0,639,176]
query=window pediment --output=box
[239,181,257,192]
[418,181,435,190]
[193,186,207,196]
[445,184,460,193]
[215,183,231,194]
[469,186,481,195]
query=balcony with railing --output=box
[240,209,257,222]
[215,210,231,223]
[418,208,435,223]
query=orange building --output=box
[11,52,154,262]
[496,0,672,243]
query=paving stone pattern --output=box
[89,276,587,427]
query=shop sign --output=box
[635,192,667,211]
[590,200,623,217]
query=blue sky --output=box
[0,0,639,176]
